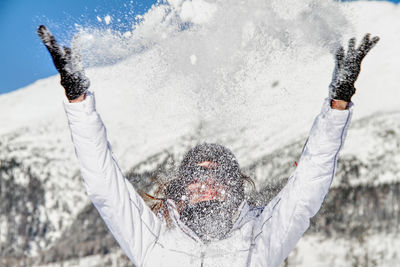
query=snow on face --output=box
[173,144,246,241]
[187,161,228,204]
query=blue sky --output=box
[0,0,399,94]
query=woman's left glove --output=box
[329,33,380,102]
[37,25,90,100]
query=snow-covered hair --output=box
[143,143,255,228]
[166,143,244,203]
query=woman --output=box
[37,25,378,266]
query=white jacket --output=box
[64,91,352,267]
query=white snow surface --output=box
[1,0,400,266]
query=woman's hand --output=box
[329,34,380,109]
[37,25,90,102]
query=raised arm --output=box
[63,92,162,265]
[253,34,379,267]
[38,26,162,265]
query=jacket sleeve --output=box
[256,98,353,267]
[63,91,162,266]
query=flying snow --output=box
[70,0,354,164]
[190,54,197,65]
[104,15,112,25]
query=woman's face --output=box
[186,161,227,204]
[178,157,244,241]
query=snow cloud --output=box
[69,0,353,153]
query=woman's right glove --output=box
[37,25,90,100]
[329,33,380,102]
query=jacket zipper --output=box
[200,251,205,267]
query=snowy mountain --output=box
[1,0,400,266]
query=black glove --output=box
[329,33,379,102]
[37,25,90,100]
